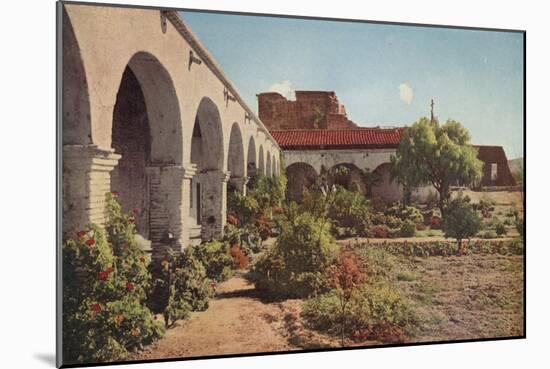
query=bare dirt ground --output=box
[135,274,338,360]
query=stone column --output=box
[62,145,121,236]
[228,176,249,195]
[145,164,196,262]
[197,170,230,241]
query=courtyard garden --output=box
[62,118,524,364]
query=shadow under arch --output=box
[111,51,183,245]
[227,122,246,193]
[190,97,226,240]
[286,162,319,203]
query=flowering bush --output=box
[227,213,240,226]
[230,244,249,269]
[429,216,442,229]
[153,248,214,328]
[370,225,390,238]
[62,193,163,364]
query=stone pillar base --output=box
[62,145,120,235]
[146,164,196,262]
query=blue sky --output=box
[181,11,524,159]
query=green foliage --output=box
[154,248,214,328]
[385,203,424,224]
[400,220,417,237]
[227,191,261,227]
[515,214,524,238]
[443,194,482,247]
[391,117,483,214]
[327,187,371,236]
[353,239,523,257]
[495,222,507,236]
[192,240,234,282]
[62,193,163,364]
[253,209,338,298]
[302,282,417,343]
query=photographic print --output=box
[58,1,525,366]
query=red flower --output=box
[126,282,134,291]
[153,315,157,320]
[227,214,239,226]
[140,256,146,263]
[98,271,109,281]
[76,230,87,238]
[106,266,114,273]
[85,238,96,247]
[132,208,140,215]
[90,303,102,313]
[111,191,119,197]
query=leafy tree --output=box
[442,194,481,253]
[391,117,483,215]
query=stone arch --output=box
[371,162,401,203]
[328,163,366,195]
[286,162,319,203]
[125,52,183,164]
[62,7,91,145]
[110,51,183,246]
[227,123,246,193]
[190,97,226,240]
[266,151,272,177]
[258,144,265,175]
[191,97,224,171]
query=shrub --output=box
[370,225,390,238]
[154,248,214,328]
[416,222,427,231]
[226,213,239,226]
[495,222,507,236]
[256,215,272,240]
[385,203,423,224]
[302,282,416,344]
[371,212,388,226]
[252,210,338,298]
[429,216,442,229]
[62,193,164,364]
[192,240,233,282]
[400,220,416,237]
[327,187,371,236]
[443,195,481,252]
[516,215,524,238]
[386,215,403,229]
[227,191,260,228]
[327,252,367,345]
[479,230,498,239]
[230,244,249,269]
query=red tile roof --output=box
[270,128,404,149]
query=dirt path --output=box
[135,274,336,360]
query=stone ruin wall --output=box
[257,91,358,130]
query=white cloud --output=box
[398,83,414,104]
[269,80,295,100]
